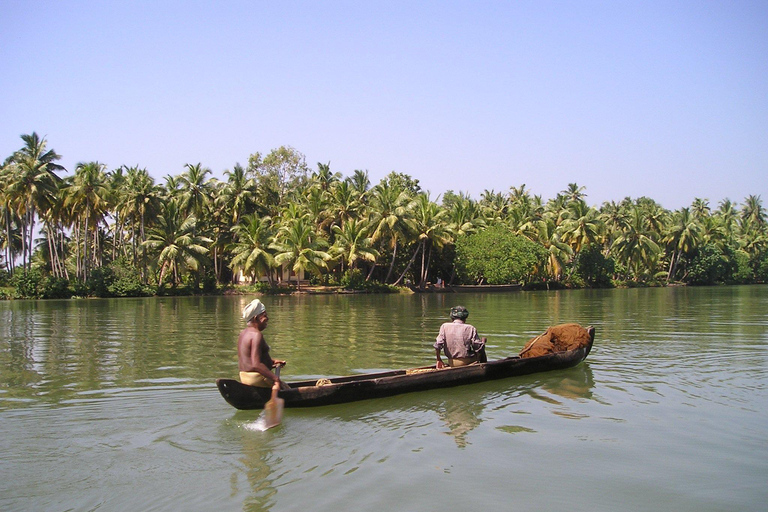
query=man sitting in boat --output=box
[237,299,288,389]
[434,306,487,368]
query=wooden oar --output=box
[262,366,284,429]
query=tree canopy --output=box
[454,225,548,285]
[2,132,767,298]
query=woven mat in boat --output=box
[405,368,439,375]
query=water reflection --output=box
[541,364,595,400]
[435,399,483,448]
[235,424,279,512]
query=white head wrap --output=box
[242,299,266,322]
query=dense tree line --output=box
[1,132,766,298]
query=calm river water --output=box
[1,286,766,511]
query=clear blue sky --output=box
[2,0,766,210]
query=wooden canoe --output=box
[217,326,594,410]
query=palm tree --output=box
[479,190,508,223]
[218,163,257,224]
[368,182,414,283]
[5,133,64,270]
[446,193,486,237]
[304,186,333,236]
[507,187,543,231]
[611,205,661,281]
[741,195,766,230]
[738,196,768,266]
[663,207,702,281]
[163,174,183,201]
[331,218,379,274]
[715,198,739,245]
[0,162,23,274]
[312,162,341,192]
[230,214,276,284]
[328,180,360,229]
[179,163,213,220]
[141,200,211,286]
[118,167,160,280]
[521,216,572,281]
[280,202,311,227]
[691,198,711,219]
[349,169,370,203]
[38,185,70,279]
[270,217,331,290]
[63,161,111,280]
[107,166,127,261]
[559,200,603,255]
[399,193,450,289]
[562,183,587,204]
[599,200,630,255]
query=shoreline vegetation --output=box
[2,133,767,300]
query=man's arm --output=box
[435,325,447,368]
[435,347,446,369]
[470,326,485,350]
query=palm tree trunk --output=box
[84,214,90,279]
[394,241,422,286]
[59,225,69,280]
[385,238,398,283]
[74,220,81,280]
[419,242,432,290]
[4,206,13,275]
[24,205,35,271]
[667,250,677,282]
[213,247,220,282]
[46,229,61,278]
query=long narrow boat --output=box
[217,326,594,410]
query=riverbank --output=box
[5,278,765,301]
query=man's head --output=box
[449,305,469,320]
[243,299,267,324]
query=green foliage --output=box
[685,243,737,285]
[310,273,339,286]
[4,130,768,296]
[731,250,753,284]
[202,268,218,294]
[0,269,10,286]
[565,273,585,289]
[752,252,768,283]
[245,281,273,293]
[70,280,90,298]
[12,268,72,299]
[378,171,421,195]
[12,268,45,298]
[575,245,615,288]
[41,276,72,299]
[88,259,154,297]
[341,268,366,290]
[454,225,547,285]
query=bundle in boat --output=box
[519,323,592,358]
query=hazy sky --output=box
[2,1,766,210]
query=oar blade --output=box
[262,388,284,429]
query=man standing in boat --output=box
[238,299,288,389]
[434,306,487,368]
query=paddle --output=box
[262,365,284,429]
